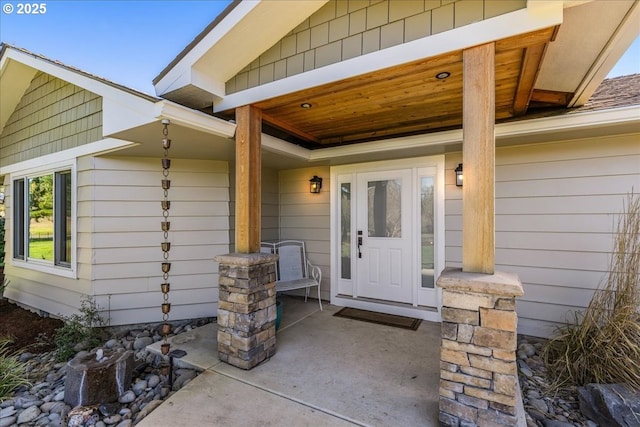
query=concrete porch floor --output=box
[140,296,441,426]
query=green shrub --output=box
[543,193,640,390]
[54,296,105,362]
[0,337,31,399]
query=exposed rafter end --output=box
[529,89,574,108]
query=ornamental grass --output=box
[0,336,31,400]
[543,192,640,391]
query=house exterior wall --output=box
[2,171,92,319]
[262,167,281,242]
[278,166,331,301]
[227,165,280,251]
[225,0,525,93]
[0,72,102,168]
[78,156,229,325]
[444,133,640,337]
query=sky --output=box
[0,0,638,97]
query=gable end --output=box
[0,72,103,168]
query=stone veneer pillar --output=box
[214,253,278,370]
[436,268,524,427]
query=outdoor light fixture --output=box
[301,103,312,109]
[455,164,463,187]
[0,192,4,204]
[309,175,323,193]
[436,71,451,79]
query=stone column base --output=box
[215,253,278,370]
[437,267,524,426]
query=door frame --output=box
[330,156,445,322]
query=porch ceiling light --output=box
[309,175,323,193]
[301,102,312,109]
[455,164,463,187]
[435,71,451,80]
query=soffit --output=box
[217,27,558,147]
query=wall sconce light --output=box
[455,164,463,187]
[309,175,323,193]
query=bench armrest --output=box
[307,259,322,287]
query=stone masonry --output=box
[215,253,279,370]
[436,268,524,427]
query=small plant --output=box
[543,192,640,390]
[54,296,105,362]
[0,336,31,399]
[0,278,8,299]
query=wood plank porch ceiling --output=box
[222,27,563,148]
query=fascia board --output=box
[153,1,261,97]
[215,4,564,112]
[2,48,158,103]
[568,1,640,107]
[496,105,640,137]
[155,1,329,97]
[0,138,138,175]
[157,101,236,138]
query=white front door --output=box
[356,170,413,303]
[332,156,444,321]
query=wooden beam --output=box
[462,43,495,274]
[512,43,548,115]
[235,105,262,253]
[262,112,321,144]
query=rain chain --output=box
[160,119,172,366]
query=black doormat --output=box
[333,307,422,331]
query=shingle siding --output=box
[0,72,102,168]
[225,0,526,93]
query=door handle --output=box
[357,230,363,258]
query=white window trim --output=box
[9,159,77,279]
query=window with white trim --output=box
[13,167,73,271]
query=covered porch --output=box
[141,295,443,426]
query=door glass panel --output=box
[367,179,401,238]
[28,174,54,262]
[421,176,435,288]
[340,183,351,279]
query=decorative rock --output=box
[132,380,147,396]
[172,369,197,390]
[578,383,640,427]
[98,403,120,417]
[0,416,16,427]
[65,350,135,407]
[518,359,533,378]
[529,397,549,414]
[17,405,41,424]
[3,318,210,427]
[118,391,136,404]
[19,352,34,362]
[0,407,16,418]
[105,339,118,349]
[103,414,122,424]
[134,400,163,422]
[147,374,160,388]
[133,337,153,350]
[543,421,576,427]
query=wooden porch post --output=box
[235,105,262,253]
[462,43,495,274]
